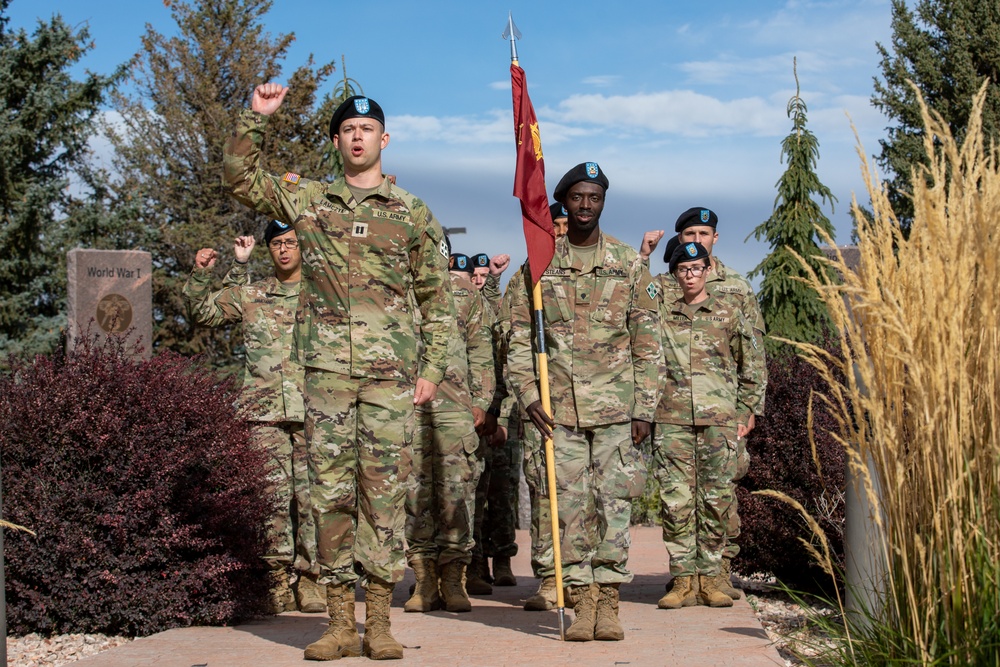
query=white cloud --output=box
[489,80,511,91]
[551,90,786,137]
[582,75,620,87]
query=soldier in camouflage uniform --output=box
[466,251,521,592]
[652,239,764,609]
[639,207,766,599]
[507,162,663,642]
[404,252,495,613]
[223,84,455,662]
[183,227,324,614]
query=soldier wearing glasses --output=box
[183,222,322,615]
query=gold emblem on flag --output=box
[530,122,543,161]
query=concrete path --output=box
[72,527,785,667]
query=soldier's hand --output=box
[234,235,255,263]
[525,400,555,441]
[489,254,511,277]
[491,424,508,446]
[737,414,756,439]
[414,378,438,405]
[195,248,217,269]
[631,419,651,445]
[477,410,498,438]
[252,82,289,116]
[639,231,665,260]
[472,406,486,429]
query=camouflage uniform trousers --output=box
[653,423,737,576]
[405,408,483,566]
[255,421,317,575]
[304,370,414,586]
[472,434,521,562]
[722,437,751,560]
[546,422,642,588]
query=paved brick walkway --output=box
[72,527,785,666]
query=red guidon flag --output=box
[511,63,555,284]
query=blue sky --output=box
[7,0,895,281]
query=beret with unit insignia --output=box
[264,219,293,245]
[470,253,490,268]
[449,253,473,274]
[553,161,609,203]
[674,207,718,232]
[669,241,710,273]
[329,95,386,140]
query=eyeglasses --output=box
[269,239,299,250]
[676,266,707,277]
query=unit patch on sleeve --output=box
[646,281,660,301]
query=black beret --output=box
[449,253,473,274]
[669,241,710,273]
[549,201,567,220]
[470,253,490,268]
[661,234,681,265]
[674,207,718,232]
[264,219,294,245]
[553,162,609,203]
[329,96,385,140]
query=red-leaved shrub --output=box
[0,336,273,636]
[736,347,847,594]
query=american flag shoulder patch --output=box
[283,172,300,184]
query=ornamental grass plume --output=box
[776,80,1000,665]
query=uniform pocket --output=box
[617,440,648,499]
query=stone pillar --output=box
[66,249,153,359]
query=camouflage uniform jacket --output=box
[655,255,767,414]
[482,273,502,312]
[223,108,455,385]
[656,293,761,426]
[507,233,664,428]
[418,272,495,414]
[183,262,304,423]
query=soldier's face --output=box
[471,267,489,289]
[268,231,302,274]
[333,119,389,173]
[674,259,711,298]
[563,182,605,235]
[679,226,718,255]
[552,216,568,238]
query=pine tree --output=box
[0,0,122,359]
[872,0,1000,233]
[105,0,354,368]
[750,60,837,349]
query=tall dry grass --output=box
[785,82,1000,665]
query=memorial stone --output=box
[67,249,152,359]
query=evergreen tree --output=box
[750,60,837,350]
[105,0,354,368]
[872,0,1000,233]
[0,0,122,359]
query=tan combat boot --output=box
[296,573,328,614]
[269,567,295,614]
[362,578,404,660]
[465,555,492,595]
[594,583,624,641]
[698,573,734,608]
[564,584,597,642]
[404,559,441,613]
[717,557,742,600]
[492,555,517,586]
[523,576,556,611]
[657,575,697,609]
[303,583,361,660]
[439,561,472,612]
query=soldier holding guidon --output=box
[506,162,663,641]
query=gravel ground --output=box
[6,633,133,667]
[742,573,843,667]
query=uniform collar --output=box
[326,174,394,208]
[553,232,607,271]
[263,276,300,297]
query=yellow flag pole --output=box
[531,279,566,640]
